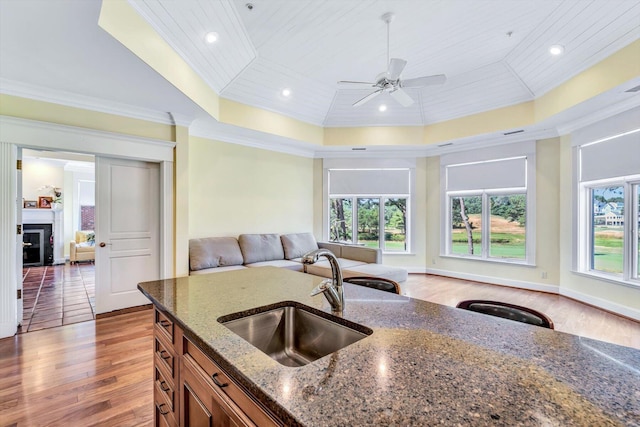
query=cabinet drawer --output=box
[155,365,175,412]
[183,337,281,427]
[155,336,175,378]
[155,401,177,427]
[154,376,177,427]
[155,309,174,343]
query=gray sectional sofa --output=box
[189,232,408,283]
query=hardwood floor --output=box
[402,274,640,350]
[0,309,154,427]
[1,273,638,427]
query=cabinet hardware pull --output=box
[159,320,171,327]
[156,403,170,415]
[159,380,171,392]
[212,372,229,388]
[159,350,171,360]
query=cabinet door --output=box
[181,359,242,427]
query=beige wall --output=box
[188,136,315,238]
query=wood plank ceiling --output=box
[129,0,639,128]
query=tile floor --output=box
[20,262,95,333]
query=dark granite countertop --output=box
[138,267,640,426]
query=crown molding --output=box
[190,119,317,158]
[0,78,174,125]
[1,115,175,162]
[555,94,640,135]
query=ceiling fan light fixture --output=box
[549,44,564,56]
[205,32,219,44]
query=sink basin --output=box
[218,302,372,367]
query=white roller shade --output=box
[329,169,410,195]
[580,131,640,182]
[446,157,527,191]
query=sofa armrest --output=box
[70,240,77,263]
[318,242,381,264]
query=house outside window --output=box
[441,141,535,264]
[325,159,414,254]
[575,115,640,284]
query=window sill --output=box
[573,270,640,290]
[440,253,535,267]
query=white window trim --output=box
[440,142,536,265]
[577,175,640,286]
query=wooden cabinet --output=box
[154,308,181,427]
[152,308,282,427]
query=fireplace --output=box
[22,208,64,265]
[23,224,53,266]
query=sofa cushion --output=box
[190,265,248,275]
[238,234,284,264]
[245,259,304,272]
[304,258,367,278]
[189,237,244,271]
[281,233,319,260]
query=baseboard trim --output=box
[559,288,640,322]
[95,304,153,319]
[421,268,560,294]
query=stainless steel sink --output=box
[218,302,372,367]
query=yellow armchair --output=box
[70,230,95,264]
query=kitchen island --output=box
[138,267,640,426]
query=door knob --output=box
[99,242,111,247]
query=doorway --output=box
[20,149,97,332]
[0,116,175,339]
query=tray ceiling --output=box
[130,0,640,127]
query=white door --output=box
[95,157,161,314]
[16,147,23,325]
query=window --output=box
[575,109,640,284]
[441,141,535,264]
[329,196,407,251]
[325,161,413,253]
[78,180,95,231]
[580,179,639,281]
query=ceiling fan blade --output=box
[353,89,383,107]
[387,58,407,80]
[401,74,447,88]
[337,80,377,87]
[390,88,414,107]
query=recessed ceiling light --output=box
[549,44,564,56]
[281,88,291,97]
[205,32,219,44]
[378,104,387,112]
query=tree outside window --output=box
[450,193,526,260]
[385,198,406,252]
[329,196,409,252]
[329,198,352,242]
[451,196,482,256]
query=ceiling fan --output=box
[338,12,446,107]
